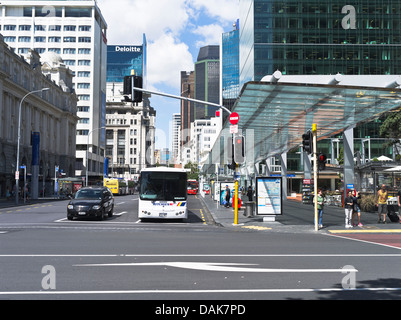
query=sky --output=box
[96,0,239,149]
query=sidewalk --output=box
[199,193,401,233]
[0,197,67,209]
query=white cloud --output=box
[192,24,225,47]
[97,0,190,44]
[147,34,194,90]
[189,0,239,22]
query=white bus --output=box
[138,167,188,220]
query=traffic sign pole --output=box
[312,124,318,231]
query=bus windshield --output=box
[140,171,187,201]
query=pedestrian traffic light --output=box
[318,153,327,171]
[302,130,313,154]
[234,135,245,164]
[133,75,143,103]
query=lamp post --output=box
[15,88,49,205]
[86,126,106,186]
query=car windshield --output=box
[140,172,187,201]
[74,189,102,200]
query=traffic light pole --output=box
[312,124,318,232]
[132,87,232,115]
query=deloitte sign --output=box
[114,46,142,53]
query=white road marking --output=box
[74,261,358,273]
[1,287,401,296]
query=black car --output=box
[67,186,114,221]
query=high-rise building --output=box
[180,70,195,149]
[195,45,220,120]
[222,20,240,120]
[171,113,181,164]
[0,0,108,183]
[105,38,156,181]
[240,0,401,87]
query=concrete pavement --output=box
[199,192,401,233]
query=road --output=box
[0,194,401,304]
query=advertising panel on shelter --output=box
[256,177,282,216]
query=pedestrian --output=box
[397,187,401,224]
[352,191,363,227]
[377,184,388,224]
[224,185,231,208]
[247,186,253,202]
[6,187,11,200]
[344,191,354,228]
[316,189,324,229]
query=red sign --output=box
[229,112,239,125]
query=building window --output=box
[64,25,76,31]
[64,60,76,66]
[77,106,90,112]
[77,71,90,78]
[19,25,31,31]
[4,25,16,31]
[34,37,46,42]
[18,36,31,42]
[48,48,61,54]
[4,36,16,42]
[77,83,90,89]
[79,25,91,32]
[78,37,91,43]
[77,130,89,136]
[78,60,91,66]
[48,37,61,43]
[48,25,61,31]
[63,37,76,42]
[63,48,76,54]
[35,25,46,31]
[78,48,91,54]
[78,95,90,101]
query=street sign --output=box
[230,125,238,134]
[229,112,239,125]
[15,171,19,180]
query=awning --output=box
[209,74,401,168]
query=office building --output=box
[195,45,220,120]
[105,40,155,181]
[0,0,108,183]
[180,70,195,149]
[221,20,240,116]
[240,0,401,85]
[171,113,181,164]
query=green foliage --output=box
[360,194,377,212]
[184,161,199,180]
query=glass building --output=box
[222,20,240,115]
[107,35,147,83]
[240,0,401,87]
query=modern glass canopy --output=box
[207,74,401,168]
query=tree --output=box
[379,111,401,157]
[184,161,199,180]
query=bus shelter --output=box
[205,73,401,200]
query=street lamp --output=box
[86,126,106,186]
[15,88,49,205]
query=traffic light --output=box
[317,153,327,171]
[123,76,132,95]
[302,130,313,154]
[133,75,143,103]
[234,135,245,164]
[227,136,237,170]
[122,75,143,103]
